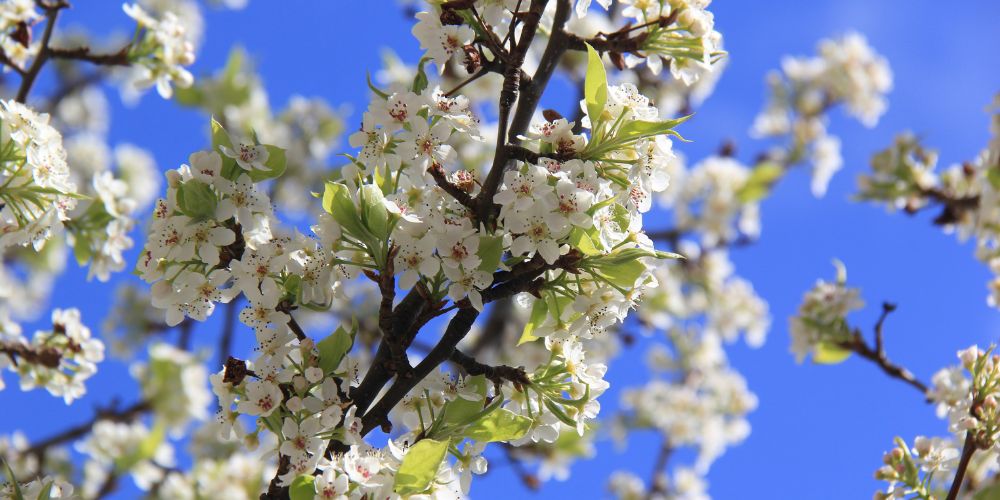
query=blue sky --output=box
[2,1,999,498]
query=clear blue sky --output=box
[2,1,999,498]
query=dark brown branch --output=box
[358,252,574,436]
[504,144,573,164]
[348,290,427,418]
[284,312,307,342]
[450,348,530,387]
[838,303,928,396]
[646,440,673,498]
[428,162,476,210]
[15,1,69,103]
[474,0,549,224]
[262,454,291,500]
[48,45,130,66]
[360,306,481,435]
[947,432,976,500]
[0,341,61,368]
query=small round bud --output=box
[292,374,308,392]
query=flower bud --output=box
[959,345,980,369]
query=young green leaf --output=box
[519,298,548,345]
[289,475,316,500]
[584,43,608,126]
[813,341,852,365]
[736,161,784,203]
[394,438,450,495]
[477,234,504,272]
[317,324,355,375]
[246,145,287,182]
[461,408,533,442]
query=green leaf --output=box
[568,227,602,256]
[1,457,23,500]
[317,324,354,374]
[543,398,579,427]
[358,184,390,240]
[441,375,488,426]
[322,182,365,237]
[211,118,239,177]
[394,438,450,495]
[594,257,646,288]
[519,298,548,345]
[115,420,166,472]
[736,161,784,203]
[477,234,504,272]
[176,179,218,220]
[247,145,287,182]
[412,57,430,94]
[211,117,234,153]
[367,72,390,99]
[615,116,691,142]
[461,408,533,442]
[813,341,852,365]
[289,475,316,500]
[584,43,608,126]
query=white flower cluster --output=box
[0,308,104,404]
[752,33,892,197]
[157,452,268,499]
[618,332,756,474]
[875,345,1000,499]
[613,0,725,85]
[0,100,78,250]
[0,0,39,72]
[136,130,338,329]
[788,260,864,363]
[669,156,762,247]
[123,2,197,99]
[857,132,940,212]
[77,419,176,496]
[132,343,211,434]
[861,97,1000,309]
[874,435,961,500]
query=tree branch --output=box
[475,0,550,224]
[838,303,929,396]
[0,341,61,368]
[428,162,476,210]
[15,0,69,103]
[946,432,976,500]
[646,439,673,498]
[450,348,530,387]
[48,45,130,66]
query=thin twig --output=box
[646,440,673,498]
[839,303,928,396]
[16,1,69,103]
